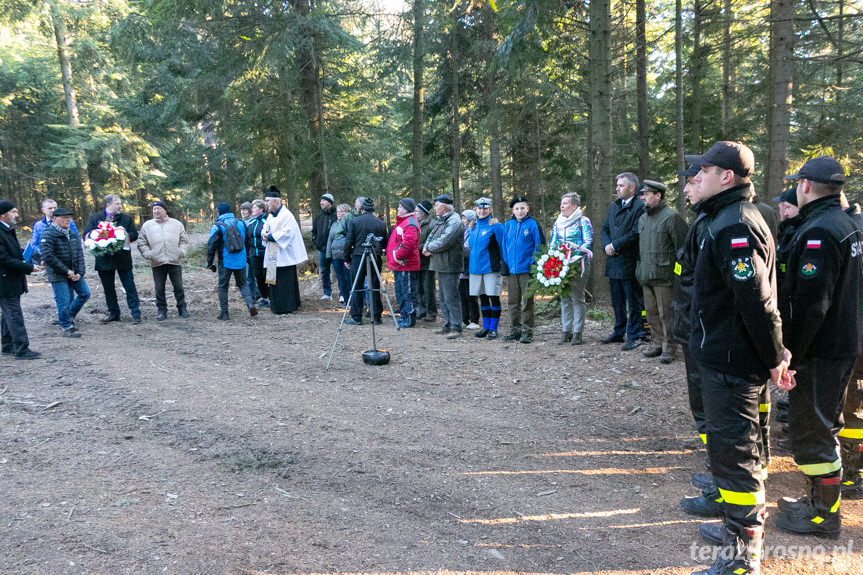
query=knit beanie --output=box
[217,202,231,215]
[0,201,14,216]
[399,198,417,213]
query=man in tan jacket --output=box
[138,201,189,320]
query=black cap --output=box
[509,195,529,208]
[433,194,453,205]
[399,197,417,213]
[217,202,231,215]
[784,156,846,185]
[0,201,14,216]
[265,185,281,198]
[52,208,73,217]
[152,200,168,210]
[675,164,699,177]
[361,197,375,212]
[772,187,798,206]
[685,141,754,177]
[417,200,433,215]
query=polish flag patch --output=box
[730,237,748,248]
[806,239,822,249]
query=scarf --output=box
[554,207,582,230]
[51,221,71,240]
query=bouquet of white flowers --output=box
[83,221,126,258]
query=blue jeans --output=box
[333,258,351,301]
[246,261,260,301]
[319,251,333,296]
[51,278,91,330]
[393,270,417,324]
[609,278,646,341]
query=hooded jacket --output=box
[207,213,251,270]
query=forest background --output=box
[1,0,861,297]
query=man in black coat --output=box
[600,172,647,349]
[0,201,41,359]
[40,208,90,338]
[344,197,387,325]
[312,193,338,300]
[85,194,141,323]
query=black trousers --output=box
[152,264,186,312]
[683,344,707,444]
[458,277,479,324]
[417,269,437,317]
[349,254,382,322]
[250,255,269,300]
[789,357,854,476]
[840,355,863,444]
[699,364,766,530]
[0,295,29,355]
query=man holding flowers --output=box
[85,194,141,324]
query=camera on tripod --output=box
[361,233,383,251]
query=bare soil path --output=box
[2,261,861,575]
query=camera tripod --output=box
[326,240,415,371]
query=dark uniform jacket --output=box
[689,184,784,381]
[345,211,387,261]
[776,214,803,288]
[0,222,34,299]
[636,200,689,287]
[85,212,138,271]
[600,196,645,279]
[418,218,433,271]
[39,224,86,283]
[312,207,337,252]
[779,194,863,363]
[670,205,709,345]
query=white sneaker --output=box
[465,322,480,330]
[338,296,345,304]
[320,295,332,300]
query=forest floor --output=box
[2,237,862,575]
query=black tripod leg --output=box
[369,255,415,370]
[326,251,368,371]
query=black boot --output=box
[692,472,715,491]
[571,332,583,345]
[774,474,841,538]
[841,440,863,499]
[692,525,762,575]
[698,522,724,546]
[475,329,489,338]
[680,486,724,517]
[502,330,521,341]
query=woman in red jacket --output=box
[387,198,421,327]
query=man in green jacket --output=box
[636,180,689,363]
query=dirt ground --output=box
[2,243,862,575]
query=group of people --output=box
[668,143,862,575]
[3,148,863,575]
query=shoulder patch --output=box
[731,237,748,249]
[731,257,754,281]
[806,239,822,249]
[800,261,819,278]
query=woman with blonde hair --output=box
[549,192,593,345]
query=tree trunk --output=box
[675,0,686,211]
[292,0,328,220]
[449,7,461,211]
[689,0,704,154]
[47,0,93,209]
[482,4,503,218]
[721,0,733,138]
[411,0,425,197]
[278,66,300,225]
[635,0,650,179]
[764,0,794,199]
[835,0,844,129]
[589,0,612,299]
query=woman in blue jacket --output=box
[467,197,505,339]
[501,196,544,343]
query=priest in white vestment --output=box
[261,186,308,314]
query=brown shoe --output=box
[642,345,662,358]
[249,306,258,317]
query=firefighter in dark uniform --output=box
[670,166,719,510]
[840,193,863,499]
[774,157,863,538]
[686,142,791,575]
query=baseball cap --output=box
[685,141,754,177]
[784,156,846,185]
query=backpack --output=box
[217,220,244,254]
[331,219,348,260]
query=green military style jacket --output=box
[636,199,689,287]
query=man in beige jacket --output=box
[138,201,189,320]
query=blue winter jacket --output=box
[502,215,545,274]
[468,216,505,275]
[207,213,249,270]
